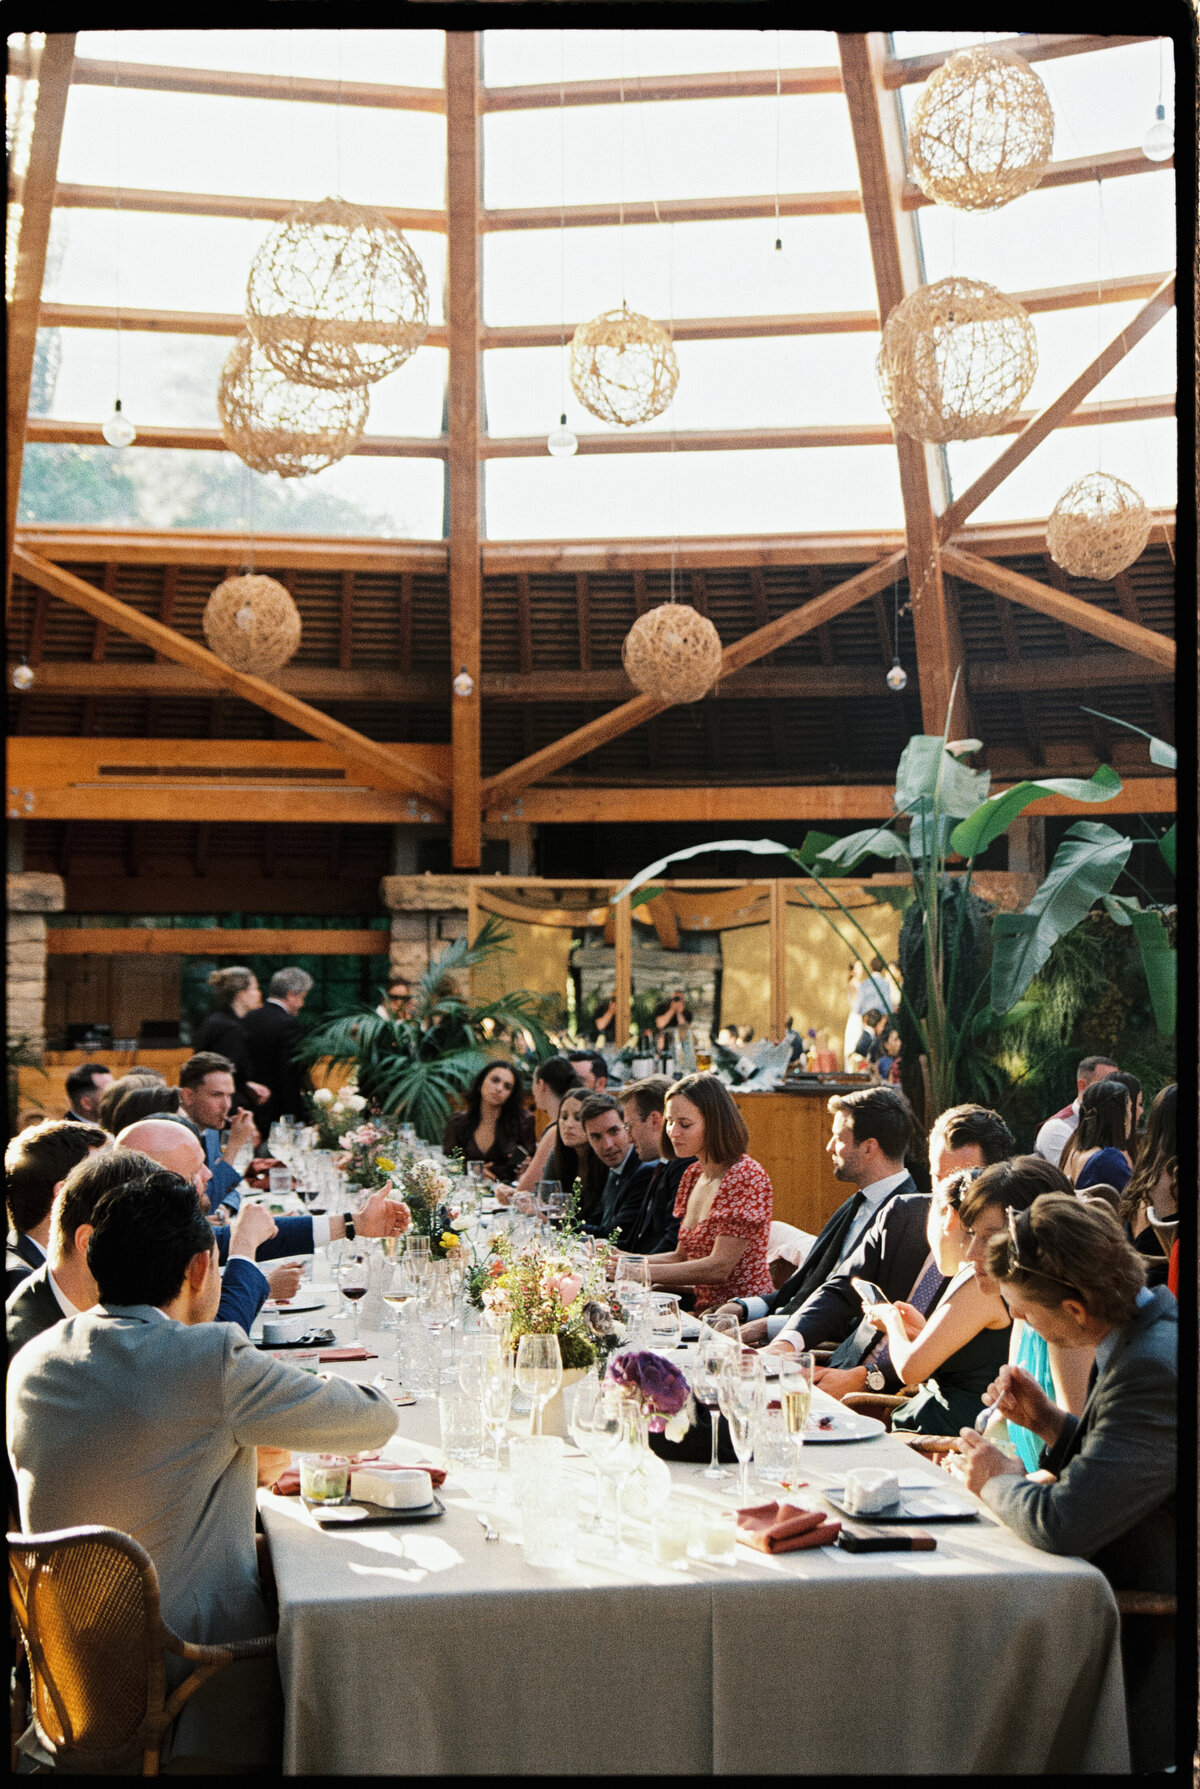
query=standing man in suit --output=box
[715,1086,918,1340]
[5,1120,108,1296]
[8,1169,398,1773]
[957,1194,1177,1774]
[241,967,314,1137]
[63,1062,112,1124]
[176,1051,260,1218]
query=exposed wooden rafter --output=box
[884,34,1158,87]
[940,547,1176,670]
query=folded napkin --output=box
[318,1346,377,1362]
[273,1459,447,1496]
[736,1501,841,1554]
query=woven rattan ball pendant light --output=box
[218,334,369,478]
[203,573,302,676]
[245,195,429,391]
[569,305,680,428]
[1046,472,1152,580]
[876,276,1037,442]
[908,47,1054,212]
[622,602,722,704]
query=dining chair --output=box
[8,1525,275,1776]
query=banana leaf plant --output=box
[294,915,554,1142]
[612,671,1126,1124]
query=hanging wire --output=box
[558,31,568,418]
[773,31,783,246]
[113,54,123,404]
[335,34,343,198]
[618,36,627,307]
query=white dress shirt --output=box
[1034,1100,1079,1168]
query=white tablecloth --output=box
[258,1261,1130,1776]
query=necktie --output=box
[861,1252,948,1376]
[778,1192,864,1314]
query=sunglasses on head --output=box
[1004,1206,1083,1299]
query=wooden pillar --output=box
[613,892,632,1047]
[466,879,479,947]
[768,879,788,1042]
[445,33,483,868]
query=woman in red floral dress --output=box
[646,1073,773,1314]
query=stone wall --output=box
[7,872,65,1056]
[380,876,469,987]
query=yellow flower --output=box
[440,1232,461,1250]
[375,1156,395,1171]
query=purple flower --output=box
[606,1350,690,1417]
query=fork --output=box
[477,1513,499,1542]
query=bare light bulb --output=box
[101,398,137,448]
[547,412,578,457]
[452,665,475,698]
[763,236,794,291]
[1142,104,1173,162]
[11,662,35,691]
[886,660,908,692]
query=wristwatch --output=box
[865,1365,887,1392]
[343,1215,356,1242]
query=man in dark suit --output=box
[63,1061,112,1124]
[175,1051,262,1217]
[240,967,314,1136]
[613,1077,689,1256]
[959,1194,1177,1773]
[5,1119,108,1296]
[579,1095,654,1239]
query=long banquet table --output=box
[257,1248,1130,1777]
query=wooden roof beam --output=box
[478,549,906,812]
[884,34,1160,87]
[53,184,446,232]
[24,419,448,458]
[482,67,844,109]
[10,546,453,807]
[939,276,1176,540]
[68,58,444,111]
[940,546,1176,670]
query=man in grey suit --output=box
[8,1170,398,1773]
[956,1195,1177,1774]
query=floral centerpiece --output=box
[306,1083,368,1151]
[388,1152,467,1261]
[605,1350,695,1442]
[472,1232,619,1370]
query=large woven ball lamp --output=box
[876,276,1037,442]
[203,574,301,676]
[1046,472,1152,580]
[218,334,369,478]
[908,47,1054,211]
[246,195,429,391]
[622,603,722,704]
[570,305,679,427]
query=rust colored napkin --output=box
[273,1460,448,1496]
[736,1501,841,1553]
[317,1347,377,1362]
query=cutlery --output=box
[477,1513,499,1542]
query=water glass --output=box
[651,1504,694,1570]
[518,1477,577,1569]
[752,1402,795,1487]
[438,1389,484,1465]
[298,1454,349,1505]
[268,1167,292,1197]
[718,1350,766,1504]
[648,1292,683,1353]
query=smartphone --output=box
[837,1524,936,1553]
[851,1277,888,1308]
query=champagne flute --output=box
[778,1351,815,1489]
[514,1334,562,1436]
[690,1334,733,1481]
[480,1351,514,1469]
[718,1349,766,1505]
[591,1390,641,1553]
[337,1252,369,1344]
[566,1373,607,1532]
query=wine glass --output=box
[777,1351,815,1489]
[536,1179,562,1225]
[648,1292,683,1354]
[514,1334,563,1437]
[382,1251,418,1331]
[690,1332,734,1481]
[419,1261,457,1336]
[336,1251,369,1343]
[480,1351,514,1469]
[718,1349,767,1505]
[458,1329,502,1399]
[591,1390,641,1553]
[566,1372,608,1532]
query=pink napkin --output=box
[273,1460,448,1496]
[736,1501,841,1553]
[317,1346,377,1362]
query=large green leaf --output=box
[948,764,1122,859]
[612,838,796,904]
[1130,910,1177,1038]
[1158,823,1176,875]
[807,827,910,877]
[1079,706,1176,770]
[893,735,990,818]
[1101,893,1140,927]
[795,830,838,867]
[906,801,953,862]
[990,820,1132,1011]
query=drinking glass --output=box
[648,1293,683,1353]
[566,1372,607,1532]
[778,1352,815,1488]
[480,1352,514,1467]
[718,1350,767,1504]
[752,1402,795,1487]
[514,1334,563,1436]
[591,1391,641,1553]
[614,1255,651,1340]
[458,1330,502,1400]
[535,1180,562,1228]
[268,1167,292,1198]
[690,1331,736,1481]
[419,1261,457,1339]
[404,1234,431,1292]
[382,1251,419,1331]
[438,1389,484,1466]
[336,1252,370,1343]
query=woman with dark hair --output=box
[1060,1077,1134,1195]
[513,1057,585,1195]
[1110,1070,1143,1151]
[442,1060,535,1183]
[196,967,269,1112]
[1120,1082,1177,1289]
[536,1087,606,1223]
[646,1074,773,1314]
[98,1078,180,1136]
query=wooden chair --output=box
[841,1391,910,1429]
[8,1525,275,1776]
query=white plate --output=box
[262,1296,325,1315]
[795,1409,887,1444]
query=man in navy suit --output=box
[176,1051,263,1218]
[5,1120,109,1296]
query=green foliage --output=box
[990,821,1132,1011]
[6,1035,46,1141]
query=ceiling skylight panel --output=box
[482,31,838,86]
[945,417,1175,521]
[75,31,446,87]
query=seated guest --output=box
[177,1050,261,1219]
[1119,1082,1177,1288]
[644,1074,773,1314]
[63,1061,112,1124]
[1110,1070,1143,1147]
[720,1086,920,1340]
[957,1195,1176,1774]
[869,1021,902,1084]
[197,965,271,1112]
[513,1057,585,1195]
[613,1076,691,1256]
[1061,1077,1134,1194]
[528,1088,606,1225]
[97,1075,180,1135]
[6,1148,282,1354]
[958,1156,1093,1468]
[443,1060,536,1183]
[7,1170,398,1773]
[580,1094,652,1240]
[5,1120,108,1295]
[240,966,313,1135]
[1033,1053,1119,1167]
[566,1048,608,1094]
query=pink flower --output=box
[544,1272,582,1306]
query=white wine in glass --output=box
[778,1352,815,1487]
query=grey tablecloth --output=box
[259,1276,1129,1775]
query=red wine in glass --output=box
[341,1278,368,1340]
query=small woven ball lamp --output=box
[622,603,722,704]
[202,574,302,676]
[908,47,1054,211]
[876,276,1037,443]
[245,195,429,391]
[218,334,369,478]
[569,305,679,427]
[1046,472,1152,581]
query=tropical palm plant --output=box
[294,915,554,1142]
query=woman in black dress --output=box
[442,1060,536,1183]
[196,967,269,1115]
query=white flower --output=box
[312,1087,334,1107]
[451,1215,477,1233]
[664,1410,690,1444]
[347,1094,368,1112]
